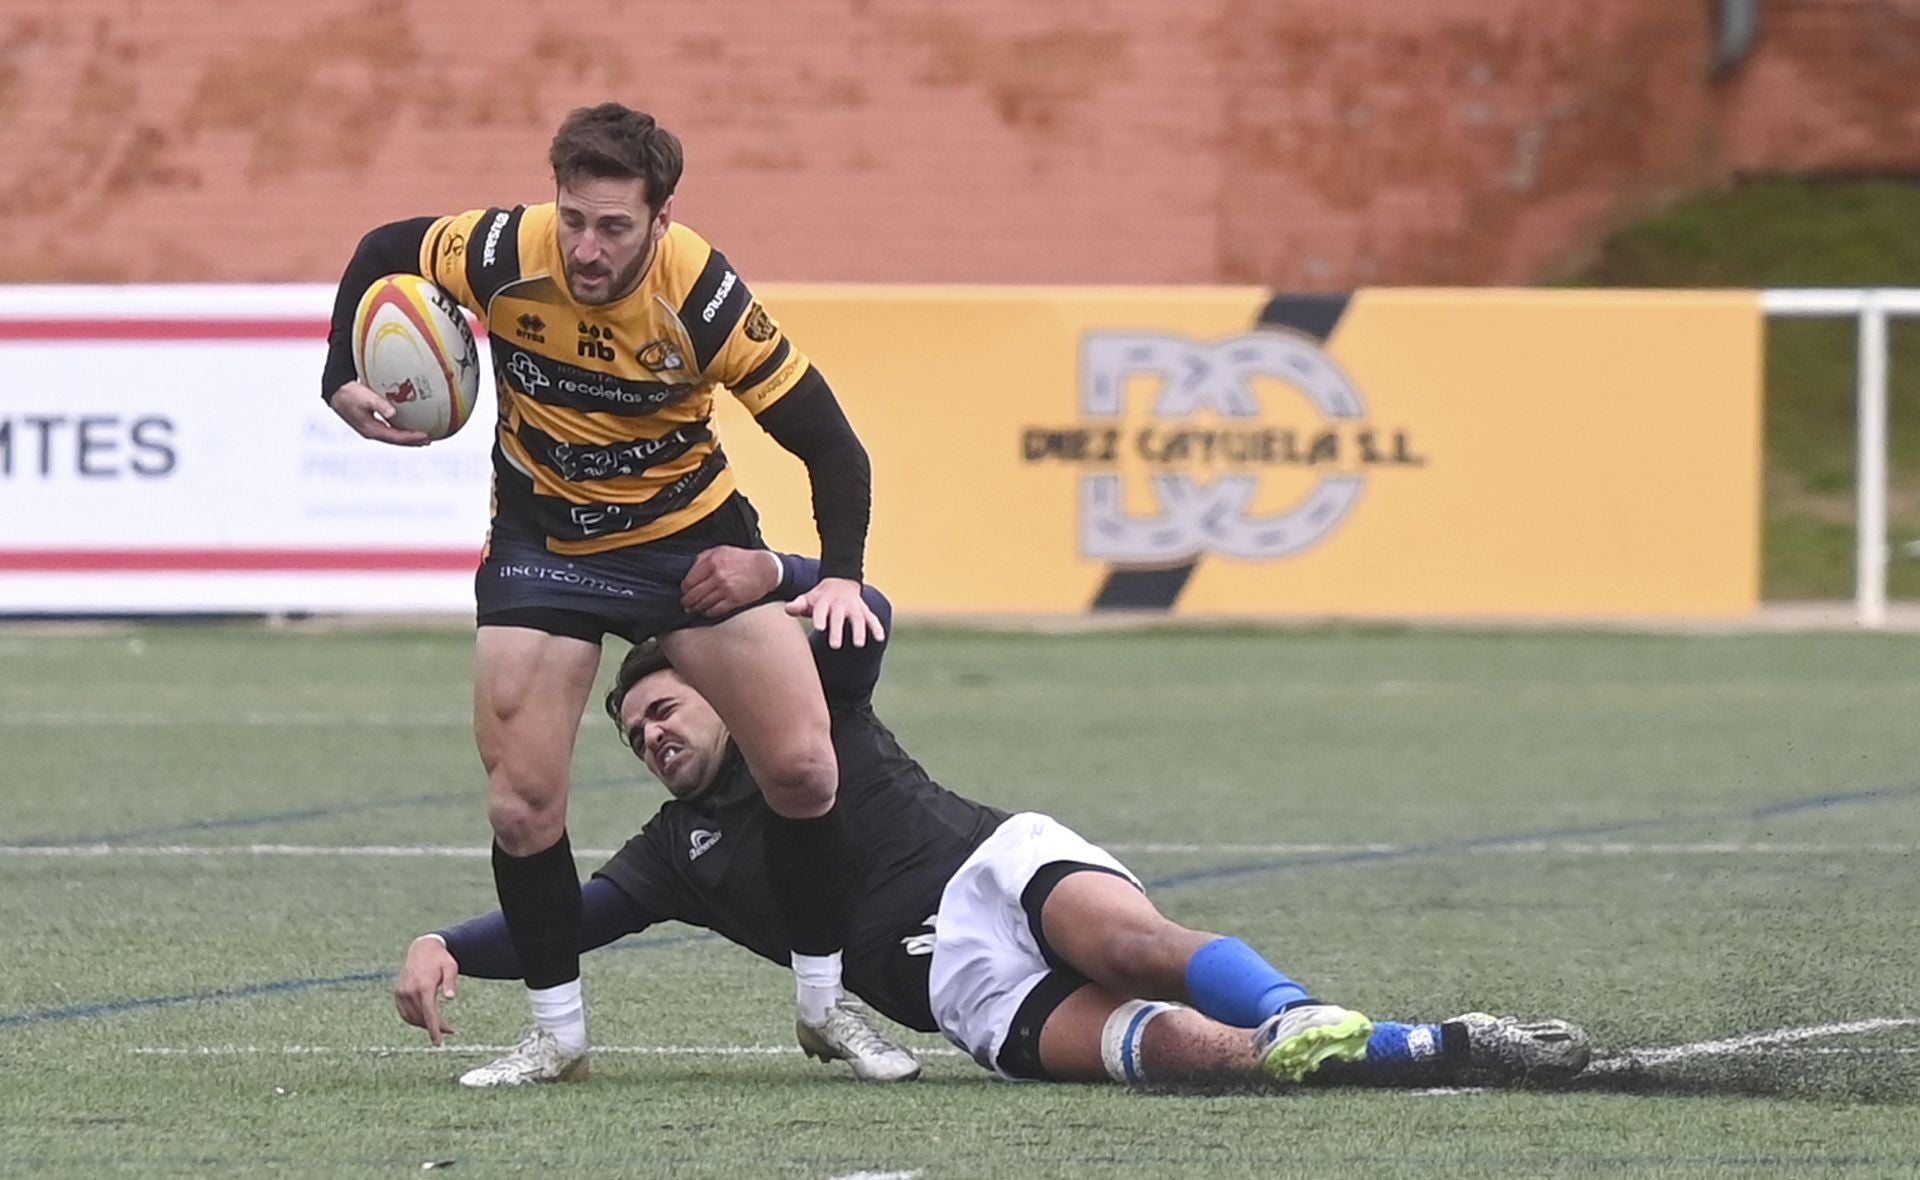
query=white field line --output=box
[130,1018,1919,1066]
[7,844,529,859]
[1110,841,1920,856]
[830,1172,923,1180]
[131,1043,967,1058]
[1405,1018,1920,1098]
[10,841,1920,860]
[1765,1047,1920,1056]
[1588,1016,1920,1073]
[0,712,471,727]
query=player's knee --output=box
[487,779,566,852]
[753,741,838,816]
[1088,919,1203,997]
[1088,923,1163,986]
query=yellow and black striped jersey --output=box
[419,205,810,555]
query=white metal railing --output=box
[1761,289,1920,629]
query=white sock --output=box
[527,979,587,1054]
[791,951,844,1025]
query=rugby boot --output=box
[1443,1012,1591,1085]
[797,999,922,1082]
[457,1026,591,1088]
[1254,1003,1375,1083]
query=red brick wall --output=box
[1,0,1914,287]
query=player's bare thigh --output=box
[658,602,836,817]
[1039,869,1215,1002]
[473,625,603,854]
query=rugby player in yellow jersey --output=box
[320,103,913,1085]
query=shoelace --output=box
[496,1030,555,1067]
[827,1006,900,1057]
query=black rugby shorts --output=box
[474,494,773,644]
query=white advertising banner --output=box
[0,286,495,613]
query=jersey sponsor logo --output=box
[576,321,617,363]
[506,351,551,393]
[492,562,638,597]
[546,424,706,482]
[555,373,680,408]
[564,454,722,538]
[443,231,467,260]
[514,313,546,344]
[689,828,721,861]
[700,270,737,323]
[504,349,688,413]
[481,210,510,267]
[636,338,686,374]
[742,303,776,343]
[1021,332,1425,563]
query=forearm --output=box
[755,371,871,582]
[435,876,648,979]
[321,217,435,402]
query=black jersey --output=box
[436,557,1008,1031]
[593,697,1007,1030]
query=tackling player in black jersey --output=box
[395,549,1593,1090]
[323,103,891,1085]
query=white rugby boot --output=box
[1254,1003,1374,1083]
[796,999,922,1082]
[1446,1012,1591,1084]
[457,1027,591,1088]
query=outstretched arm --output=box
[393,877,651,1044]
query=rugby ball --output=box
[350,274,480,440]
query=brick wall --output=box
[2,0,1915,287]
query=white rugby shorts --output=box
[927,811,1141,1080]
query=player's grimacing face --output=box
[621,670,727,799]
[556,176,670,306]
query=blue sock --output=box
[1362,1021,1444,1065]
[1183,937,1311,1027]
[1315,1021,1446,1081]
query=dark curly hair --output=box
[549,102,684,215]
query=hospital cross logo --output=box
[1022,331,1424,563]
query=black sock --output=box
[491,831,582,990]
[764,804,851,956]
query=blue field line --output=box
[0,971,389,1029]
[1748,783,1920,819]
[0,930,719,1030]
[23,776,634,848]
[8,781,1914,1032]
[1143,780,1920,891]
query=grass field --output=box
[4,621,1920,1177]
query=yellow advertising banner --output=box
[714,287,1762,618]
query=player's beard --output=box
[566,243,651,306]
